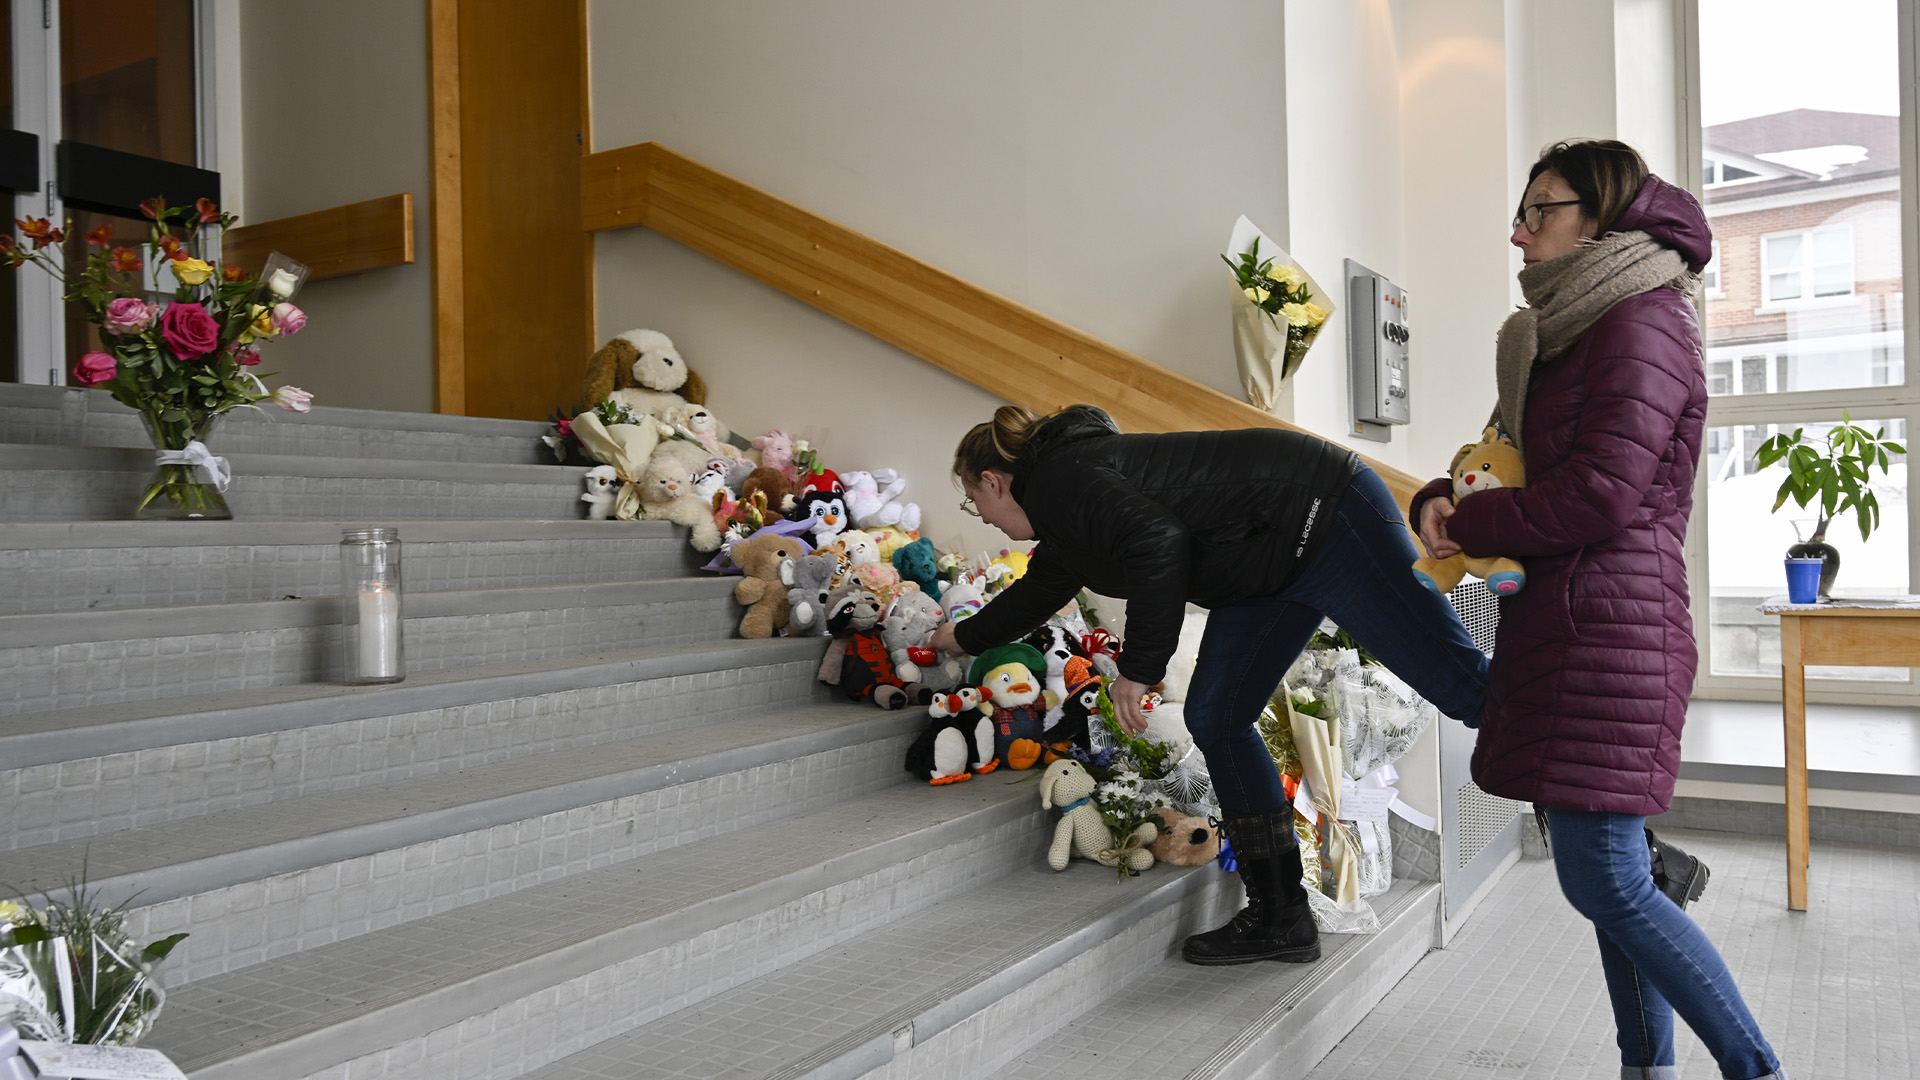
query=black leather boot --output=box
[1182,811,1320,965]
[1647,827,1710,909]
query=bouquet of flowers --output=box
[1222,216,1332,410]
[0,881,187,1047]
[2,198,313,519]
[1075,681,1221,878]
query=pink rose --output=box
[556,416,573,437]
[271,302,307,337]
[273,386,314,413]
[101,297,158,335]
[233,345,263,367]
[158,302,220,360]
[71,351,118,386]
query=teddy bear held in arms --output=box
[1411,425,1527,596]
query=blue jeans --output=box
[1544,807,1785,1080]
[1184,465,1489,817]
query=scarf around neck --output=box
[1492,230,1695,452]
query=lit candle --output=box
[356,586,401,681]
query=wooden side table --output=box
[1760,596,1920,910]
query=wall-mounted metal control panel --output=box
[1345,259,1410,443]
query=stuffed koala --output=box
[1412,425,1527,596]
[583,327,707,416]
[636,459,724,551]
[880,589,965,692]
[731,532,808,638]
[782,552,838,637]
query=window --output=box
[1694,0,1912,703]
[1762,225,1854,304]
[1703,240,1724,298]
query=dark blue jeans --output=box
[1545,808,1785,1080]
[1184,465,1489,817]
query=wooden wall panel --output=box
[222,194,414,282]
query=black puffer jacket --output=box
[951,406,1358,684]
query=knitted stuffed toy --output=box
[1039,758,1157,873]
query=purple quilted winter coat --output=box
[1414,175,1712,815]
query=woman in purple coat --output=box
[1414,141,1788,1080]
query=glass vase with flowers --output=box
[2,198,313,519]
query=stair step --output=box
[1,701,919,984]
[0,636,833,851]
[987,880,1440,1080]
[0,443,588,521]
[0,577,742,717]
[143,777,1047,1080]
[525,858,1236,1080]
[0,383,555,465]
[0,519,705,613]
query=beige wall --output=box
[233,0,435,414]
[588,0,1291,556]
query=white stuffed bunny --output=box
[840,469,922,532]
[1039,759,1157,873]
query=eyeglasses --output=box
[959,495,979,517]
[1513,199,1583,234]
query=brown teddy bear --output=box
[582,327,708,414]
[1148,808,1221,867]
[730,531,807,638]
[1411,425,1526,596]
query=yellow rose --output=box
[1244,286,1272,305]
[1303,302,1330,325]
[1266,263,1304,289]
[249,304,277,340]
[1280,302,1313,327]
[0,899,29,924]
[172,258,215,286]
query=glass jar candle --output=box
[341,527,405,683]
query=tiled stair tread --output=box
[0,701,914,906]
[0,635,829,767]
[989,880,1435,1080]
[0,382,551,441]
[525,859,1220,1080]
[145,777,1041,1074]
[0,518,681,549]
[0,575,738,648]
[0,441,586,483]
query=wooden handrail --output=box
[223,193,414,282]
[581,143,1423,504]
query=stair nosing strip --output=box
[9,704,920,911]
[0,636,831,769]
[172,783,1041,1080]
[0,576,736,648]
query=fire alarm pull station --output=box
[1345,259,1410,443]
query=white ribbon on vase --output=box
[154,440,232,492]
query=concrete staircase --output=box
[0,384,1443,1080]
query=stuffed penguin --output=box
[1045,657,1102,765]
[904,687,996,784]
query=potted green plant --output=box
[1756,412,1906,599]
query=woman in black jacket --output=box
[931,403,1489,965]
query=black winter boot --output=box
[1647,827,1710,909]
[1181,811,1320,965]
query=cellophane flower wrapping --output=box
[0,893,184,1046]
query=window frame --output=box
[1681,0,1920,706]
[1703,238,1725,298]
[1757,223,1856,309]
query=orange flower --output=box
[108,247,144,273]
[35,227,65,249]
[196,198,220,224]
[157,235,185,260]
[84,223,113,246]
[139,197,165,220]
[222,263,245,283]
[17,217,52,240]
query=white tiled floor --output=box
[1309,828,1919,1079]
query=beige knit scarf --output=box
[1492,231,1695,451]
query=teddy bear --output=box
[1147,807,1222,867]
[841,469,923,533]
[582,328,706,416]
[751,429,798,480]
[880,588,965,692]
[891,537,942,600]
[738,466,797,517]
[781,552,839,637]
[903,687,996,785]
[1040,758,1157,874]
[662,402,741,462]
[940,577,986,628]
[827,584,935,709]
[581,465,620,520]
[792,490,852,547]
[730,531,809,638]
[971,643,1055,771]
[636,459,725,551]
[1411,426,1527,596]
